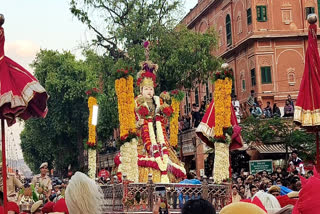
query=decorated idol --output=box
[114,44,186,183]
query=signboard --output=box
[249,159,273,175]
[182,141,195,156]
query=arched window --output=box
[226,14,232,46]
[195,87,199,106]
[206,82,209,102]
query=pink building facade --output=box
[181,0,320,115]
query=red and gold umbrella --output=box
[0,15,48,213]
[294,14,320,171]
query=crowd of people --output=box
[0,162,106,214]
[239,90,295,119]
[177,90,295,133]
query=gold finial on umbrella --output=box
[0,14,5,26]
[307,14,317,24]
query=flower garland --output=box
[213,142,230,183]
[88,148,96,179]
[126,75,136,133]
[213,78,232,137]
[169,97,180,147]
[87,96,98,179]
[118,138,139,182]
[87,96,97,147]
[212,67,233,184]
[115,75,136,137]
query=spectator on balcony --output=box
[272,103,281,117]
[191,104,201,128]
[263,101,272,118]
[283,100,294,117]
[286,95,294,110]
[183,115,191,130]
[179,116,184,133]
[241,103,250,119]
[247,90,256,112]
[232,95,241,123]
[251,103,262,118]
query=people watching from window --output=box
[272,103,281,117]
[251,103,262,118]
[263,101,272,118]
[283,100,294,117]
[286,95,294,110]
[247,90,256,112]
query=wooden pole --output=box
[1,119,8,214]
[316,131,320,172]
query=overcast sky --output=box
[2,0,198,71]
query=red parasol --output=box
[294,14,320,172]
[195,98,243,150]
[0,15,48,213]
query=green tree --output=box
[70,0,220,91]
[240,117,316,162]
[21,50,100,175]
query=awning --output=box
[253,144,292,154]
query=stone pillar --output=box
[195,138,205,178]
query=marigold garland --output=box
[115,76,136,137]
[87,96,98,179]
[169,98,180,147]
[87,96,97,147]
[214,78,232,137]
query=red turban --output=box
[42,201,55,213]
[53,198,69,214]
[7,201,19,214]
[277,195,298,208]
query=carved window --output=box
[287,68,296,86]
[237,14,242,34]
[251,68,256,86]
[195,87,199,106]
[247,8,252,25]
[219,26,223,47]
[226,14,232,46]
[240,72,246,91]
[281,9,292,24]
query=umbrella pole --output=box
[1,119,8,213]
[316,131,320,172]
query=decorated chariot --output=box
[89,43,242,213]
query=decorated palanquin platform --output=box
[101,175,231,213]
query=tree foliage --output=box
[70,0,221,91]
[240,117,316,161]
[21,50,103,175]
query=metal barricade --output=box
[101,175,231,213]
